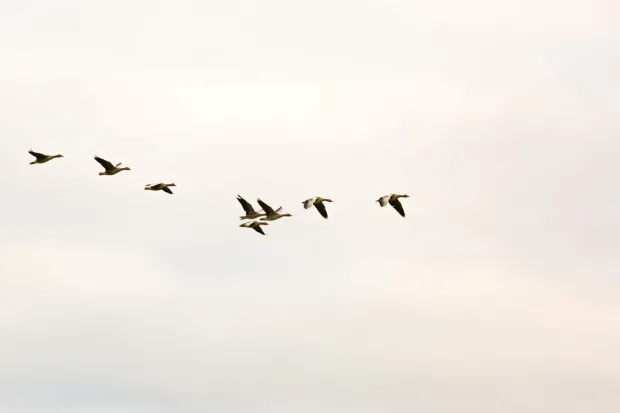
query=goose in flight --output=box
[94,156,131,175]
[28,150,63,165]
[303,197,333,219]
[240,221,269,235]
[376,194,409,217]
[145,183,176,194]
[237,195,265,220]
[257,198,292,221]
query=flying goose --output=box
[257,198,292,221]
[237,195,266,220]
[240,221,269,235]
[94,156,131,175]
[303,197,333,219]
[28,150,63,165]
[376,194,409,217]
[145,183,176,194]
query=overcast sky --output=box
[0,1,619,412]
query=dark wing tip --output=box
[236,195,254,213]
[254,226,266,235]
[390,199,406,217]
[315,202,329,219]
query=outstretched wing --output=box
[377,195,390,207]
[257,199,275,216]
[94,156,114,171]
[252,225,266,235]
[28,150,46,161]
[314,202,328,219]
[162,186,173,194]
[237,195,256,214]
[389,198,406,217]
[303,198,316,209]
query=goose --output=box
[376,194,409,217]
[240,221,269,235]
[94,156,131,176]
[303,197,333,219]
[145,183,176,194]
[28,150,63,165]
[237,195,265,220]
[257,198,292,221]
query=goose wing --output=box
[252,225,266,235]
[237,195,256,214]
[303,198,316,209]
[94,156,115,171]
[389,198,406,217]
[377,195,391,207]
[314,202,328,219]
[257,199,276,216]
[162,186,173,194]
[28,150,46,161]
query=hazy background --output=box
[1,1,619,412]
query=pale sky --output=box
[0,1,619,412]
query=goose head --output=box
[324,199,333,203]
[401,194,410,198]
[282,213,293,217]
[168,183,176,187]
[122,167,131,171]
[53,154,64,159]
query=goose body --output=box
[237,195,266,220]
[376,194,409,217]
[240,221,269,235]
[28,150,63,165]
[94,156,131,175]
[145,183,176,194]
[303,196,333,219]
[257,198,292,221]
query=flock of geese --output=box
[28,149,410,236]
